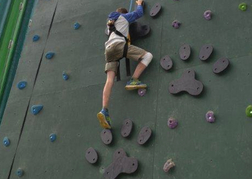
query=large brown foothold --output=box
[101,129,113,145]
[199,44,213,61]
[121,119,133,138]
[169,69,204,96]
[160,55,173,71]
[179,44,191,61]
[85,147,98,164]
[213,57,230,74]
[137,126,152,145]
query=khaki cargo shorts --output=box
[105,41,146,74]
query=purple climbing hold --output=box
[172,20,181,29]
[167,118,178,129]
[204,10,212,20]
[138,89,146,96]
[205,111,215,123]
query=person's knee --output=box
[141,52,153,66]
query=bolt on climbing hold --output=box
[246,105,252,117]
[45,52,55,59]
[167,117,178,129]
[62,71,69,80]
[239,3,247,11]
[74,22,81,30]
[49,133,57,142]
[31,105,43,115]
[138,89,146,96]
[33,35,40,42]
[3,137,10,147]
[163,159,175,172]
[16,168,24,177]
[172,20,181,29]
[205,111,215,123]
[17,81,27,90]
[204,10,212,20]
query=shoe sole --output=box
[97,113,111,129]
[125,85,147,90]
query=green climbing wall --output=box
[0,0,252,178]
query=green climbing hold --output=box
[246,105,252,117]
[239,3,247,11]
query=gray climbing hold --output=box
[104,148,138,179]
[179,44,191,61]
[101,129,113,145]
[169,69,204,96]
[31,105,43,115]
[163,159,175,172]
[206,111,215,123]
[199,44,213,61]
[137,126,152,145]
[45,52,55,59]
[85,147,98,164]
[62,71,69,80]
[16,168,24,177]
[129,22,150,42]
[3,137,10,147]
[213,57,230,74]
[150,3,162,17]
[17,81,27,90]
[160,55,173,71]
[121,119,133,138]
[49,133,57,142]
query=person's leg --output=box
[102,71,116,109]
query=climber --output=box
[97,0,153,129]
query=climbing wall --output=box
[0,0,252,179]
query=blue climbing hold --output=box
[17,81,27,90]
[74,22,81,30]
[49,133,57,142]
[3,137,10,147]
[62,71,69,80]
[16,168,24,177]
[33,35,40,42]
[31,105,43,115]
[45,52,55,59]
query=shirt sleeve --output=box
[121,5,143,23]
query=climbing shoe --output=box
[125,78,147,90]
[97,108,112,129]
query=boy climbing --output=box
[97,0,153,129]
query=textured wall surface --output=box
[0,0,252,179]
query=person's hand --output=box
[136,0,143,6]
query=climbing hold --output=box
[204,10,212,20]
[179,44,191,61]
[62,71,69,80]
[213,58,230,74]
[167,118,178,129]
[239,3,247,11]
[85,147,98,164]
[121,119,133,138]
[246,105,252,117]
[169,69,204,96]
[100,129,113,145]
[74,22,81,29]
[49,133,57,142]
[104,148,138,179]
[205,111,215,123]
[3,137,10,147]
[45,52,55,59]
[16,168,24,177]
[33,35,40,42]
[150,3,161,17]
[31,105,43,115]
[163,159,175,172]
[129,22,150,42]
[172,20,181,29]
[199,44,213,61]
[160,55,173,71]
[138,89,146,96]
[137,126,152,145]
[17,81,27,90]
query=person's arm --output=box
[122,1,143,23]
